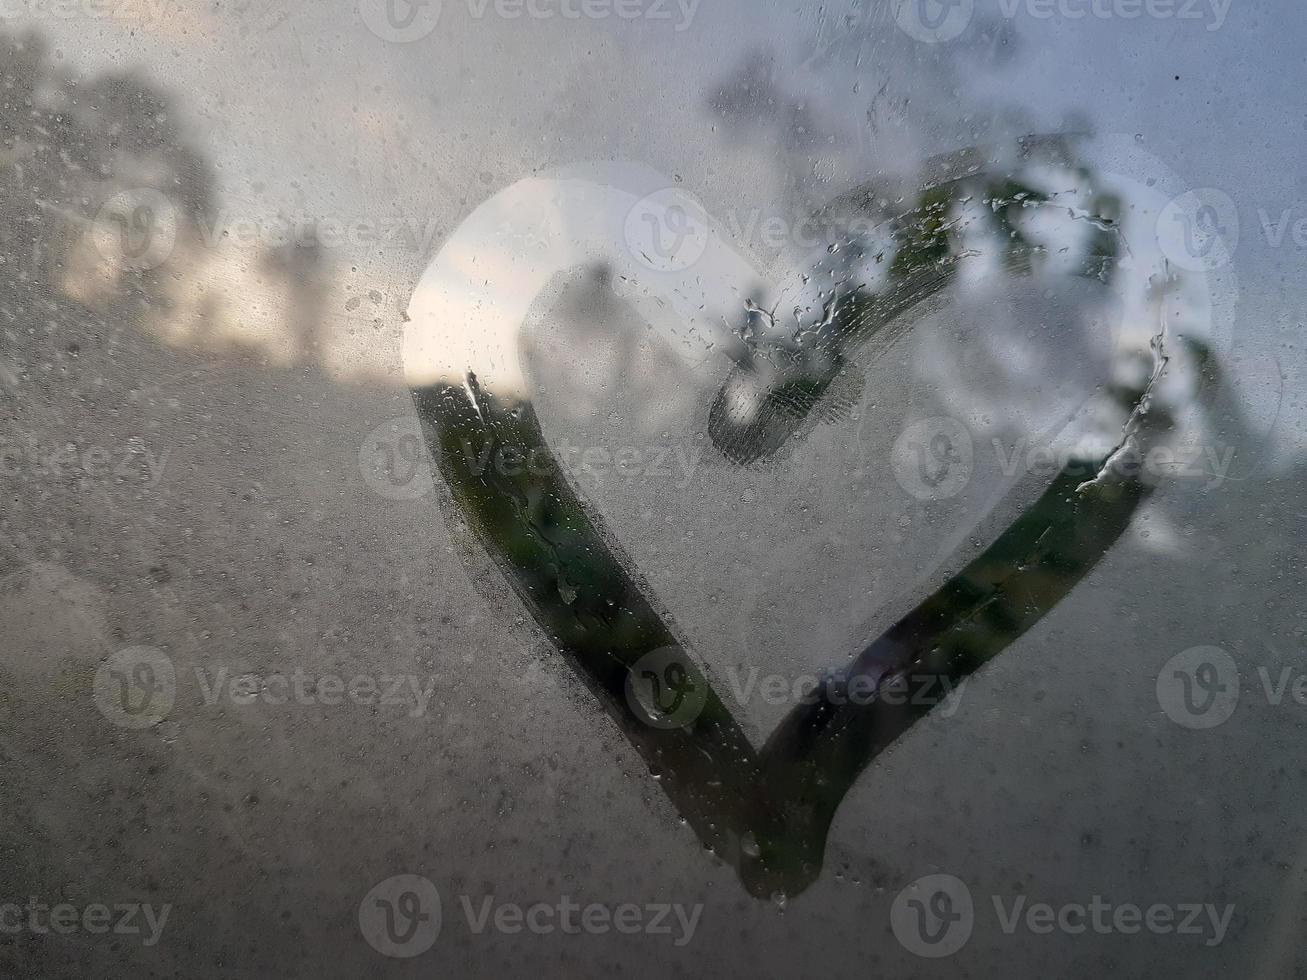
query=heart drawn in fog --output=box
[402,137,1206,898]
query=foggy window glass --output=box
[0,0,1296,976]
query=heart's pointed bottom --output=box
[410,365,1165,899]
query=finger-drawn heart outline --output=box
[403,137,1190,898]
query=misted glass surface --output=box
[0,0,1298,976]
